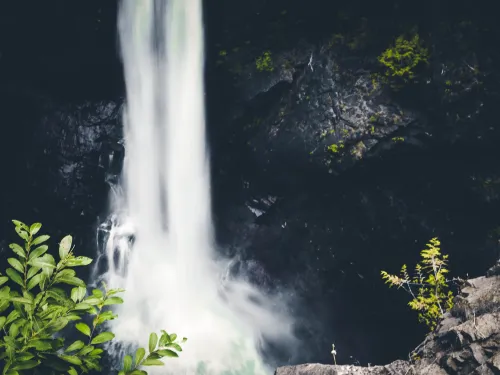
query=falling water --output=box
[99,1,295,374]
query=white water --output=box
[99,1,296,374]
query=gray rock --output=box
[34,100,123,215]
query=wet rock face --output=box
[275,269,500,375]
[209,33,500,366]
[33,100,123,216]
[226,40,425,179]
[0,97,124,265]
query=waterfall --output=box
[98,1,296,374]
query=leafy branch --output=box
[381,237,456,330]
[0,220,186,375]
[118,331,187,375]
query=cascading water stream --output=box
[97,1,296,374]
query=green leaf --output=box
[32,235,50,246]
[0,316,6,330]
[149,332,158,353]
[9,297,32,305]
[59,235,73,259]
[72,303,92,311]
[12,220,29,230]
[92,289,103,298]
[123,354,133,371]
[15,353,34,361]
[103,296,124,306]
[28,254,56,270]
[75,322,91,337]
[165,342,183,351]
[66,314,82,321]
[91,331,115,345]
[11,360,40,370]
[57,269,76,278]
[65,256,93,267]
[5,370,19,375]
[54,275,86,287]
[78,345,94,356]
[9,243,26,259]
[157,349,179,358]
[142,359,165,366]
[0,276,9,287]
[26,266,40,279]
[0,299,10,314]
[15,226,29,241]
[65,340,85,352]
[68,367,78,375]
[0,285,11,297]
[6,268,23,287]
[27,339,53,351]
[46,288,68,302]
[30,223,42,236]
[95,311,116,326]
[107,288,126,295]
[159,332,168,347]
[135,347,146,366]
[82,296,102,305]
[8,258,24,273]
[8,320,19,337]
[29,245,49,260]
[71,286,87,303]
[39,273,48,290]
[27,274,42,291]
[45,317,70,333]
[59,355,82,365]
[129,371,147,375]
[89,348,103,356]
[169,333,177,342]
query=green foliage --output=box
[255,51,274,72]
[327,141,345,154]
[391,137,405,142]
[118,332,187,375]
[0,220,185,375]
[378,34,429,80]
[381,238,455,331]
[369,113,381,123]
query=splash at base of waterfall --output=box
[95,1,296,374]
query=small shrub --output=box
[381,238,455,330]
[327,142,345,154]
[378,34,429,80]
[377,34,429,90]
[256,51,274,72]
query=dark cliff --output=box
[1,0,500,369]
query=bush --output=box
[256,51,274,72]
[381,237,455,330]
[0,220,185,375]
[375,33,429,90]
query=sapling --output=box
[381,237,456,330]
